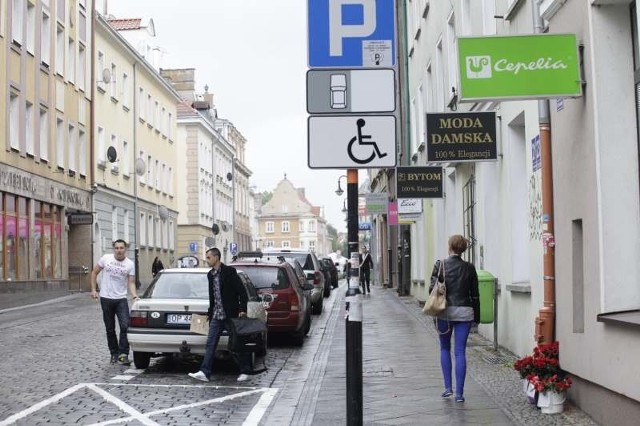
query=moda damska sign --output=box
[396,167,443,198]
[458,34,582,101]
[426,112,496,162]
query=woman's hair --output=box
[448,234,468,255]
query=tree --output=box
[261,191,273,204]
[327,224,339,251]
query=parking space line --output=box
[243,388,279,426]
[0,383,86,426]
[86,383,160,426]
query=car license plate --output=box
[166,314,192,325]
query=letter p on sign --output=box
[329,0,376,56]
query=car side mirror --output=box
[305,272,315,281]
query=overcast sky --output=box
[107,0,362,234]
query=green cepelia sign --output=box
[458,34,582,101]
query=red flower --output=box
[513,341,572,391]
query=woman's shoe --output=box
[441,389,453,398]
[455,395,465,403]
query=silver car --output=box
[127,268,267,369]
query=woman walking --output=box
[429,235,480,403]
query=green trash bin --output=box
[476,270,495,324]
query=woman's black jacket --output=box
[429,255,480,323]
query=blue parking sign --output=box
[308,0,396,68]
[230,242,238,256]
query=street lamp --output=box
[341,198,348,213]
[335,175,347,196]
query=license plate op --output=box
[166,314,192,325]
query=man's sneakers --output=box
[236,373,249,382]
[110,354,118,364]
[117,354,131,365]
[188,371,209,382]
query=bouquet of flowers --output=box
[514,341,572,392]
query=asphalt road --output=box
[0,287,340,426]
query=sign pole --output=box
[345,168,362,425]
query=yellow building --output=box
[0,0,94,300]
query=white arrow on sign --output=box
[308,116,396,169]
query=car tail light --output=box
[289,292,300,311]
[314,271,321,285]
[130,311,148,327]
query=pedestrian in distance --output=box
[188,247,253,383]
[90,239,138,365]
[429,234,480,403]
[359,245,374,295]
[151,256,164,277]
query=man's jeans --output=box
[100,297,130,356]
[199,318,252,377]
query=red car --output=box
[231,253,313,346]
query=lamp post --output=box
[335,175,347,196]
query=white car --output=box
[330,73,347,109]
[127,268,267,369]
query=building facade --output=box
[1,0,94,299]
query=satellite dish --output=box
[205,237,215,247]
[102,68,111,84]
[212,223,220,235]
[226,172,233,181]
[221,222,228,232]
[158,205,169,220]
[106,146,118,163]
[135,158,146,176]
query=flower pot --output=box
[537,390,565,414]
[525,381,538,405]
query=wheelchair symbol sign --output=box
[308,115,396,169]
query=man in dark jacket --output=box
[359,246,374,295]
[188,247,251,382]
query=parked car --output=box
[263,248,326,315]
[127,268,267,369]
[231,252,314,346]
[321,257,339,288]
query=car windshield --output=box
[238,267,290,290]
[145,273,209,299]
[271,252,313,270]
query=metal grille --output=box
[462,175,477,265]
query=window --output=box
[68,123,76,172]
[110,63,116,98]
[632,2,640,195]
[41,9,51,66]
[112,206,118,241]
[25,102,34,155]
[265,221,274,233]
[139,212,146,246]
[122,73,129,107]
[39,108,49,161]
[122,140,129,176]
[97,126,105,164]
[33,201,63,280]
[282,221,290,233]
[168,113,173,139]
[168,220,175,250]
[12,0,23,45]
[446,13,458,94]
[78,6,86,42]
[67,38,75,83]
[55,24,63,75]
[266,240,274,248]
[123,209,129,244]
[154,218,160,247]
[435,38,445,110]
[155,159,159,188]
[78,128,86,176]
[154,101,159,130]
[56,117,64,168]
[56,0,64,21]
[111,134,118,172]
[168,167,173,195]
[77,43,86,91]
[482,0,496,35]
[282,241,290,248]
[147,214,153,247]
[9,92,20,150]
[138,87,145,120]
[309,240,316,251]
[308,220,316,232]
[147,94,152,125]
[462,175,476,265]
[26,1,35,53]
[97,51,105,91]
[146,154,152,183]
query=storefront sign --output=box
[365,192,388,215]
[67,213,94,225]
[398,198,422,214]
[426,112,496,162]
[0,166,37,195]
[388,201,398,225]
[396,167,443,198]
[458,34,582,101]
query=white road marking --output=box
[85,384,160,426]
[243,388,279,426]
[89,388,270,426]
[0,383,86,426]
[111,375,136,381]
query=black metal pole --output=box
[134,248,141,290]
[345,169,362,425]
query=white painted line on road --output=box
[0,383,86,426]
[243,388,279,426]
[86,383,160,426]
[90,388,273,426]
[111,375,137,381]
[123,368,145,374]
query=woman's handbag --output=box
[229,317,268,353]
[423,259,447,316]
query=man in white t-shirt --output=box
[90,239,137,365]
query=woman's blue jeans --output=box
[436,319,473,397]
[100,297,130,356]
[200,318,252,377]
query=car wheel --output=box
[323,284,331,298]
[303,313,312,335]
[133,351,151,369]
[312,300,323,315]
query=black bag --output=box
[229,317,267,353]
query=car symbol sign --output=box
[151,312,160,319]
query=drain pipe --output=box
[532,0,556,344]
